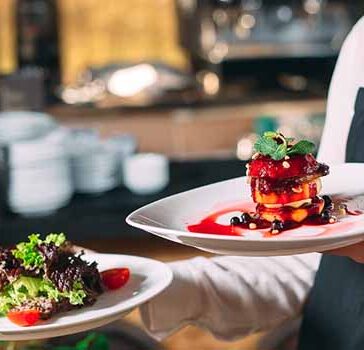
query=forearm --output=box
[140,253,321,341]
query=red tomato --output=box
[7,309,40,327]
[101,268,130,290]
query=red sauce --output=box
[187,200,363,238]
[188,206,246,236]
[187,202,279,236]
[346,209,362,216]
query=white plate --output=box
[0,253,172,341]
[127,164,364,256]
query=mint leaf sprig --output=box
[253,131,315,160]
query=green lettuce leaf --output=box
[45,233,66,246]
[0,234,87,315]
[12,233,67,270]
[0,276,87,315]
[13,234,44,269]
[12,276,42,298]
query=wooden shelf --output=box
[49,98,326,158]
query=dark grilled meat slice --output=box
[38,243,104,302]
[0,248,22,291]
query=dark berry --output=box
[230,217,240,226]
[241,213,251,224]
[271,219,284,232]
[322,195,333,209]
[321,210,331,222]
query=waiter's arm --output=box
[318,17,364,163]
[319,17,364,262]
[140,254,320,340]
[139,16,364,341]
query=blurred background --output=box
[0,0,363,349]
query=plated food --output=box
[239,132,335,233]
[127,162,364,256]
[0,253,172,341]
[187,132,359,236]
[0,234,130,327]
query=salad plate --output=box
[127,163,364,256]
[0,253,172,341]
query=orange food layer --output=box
[256,197,325,223]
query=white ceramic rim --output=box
[0,253,173,338]
[126,177,364,244]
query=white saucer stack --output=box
[0,111,73,217]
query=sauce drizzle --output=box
[187,199,362,238]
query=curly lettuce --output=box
[12,233,66,270]
[0,276,87,315]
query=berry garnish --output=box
[322,195,333,210]
[230,217,240,225]
[321,210,331,222]
[271,219,284,233]
[240,213,251,224]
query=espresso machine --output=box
[175,0,361,95]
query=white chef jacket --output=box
[139,16,364,344]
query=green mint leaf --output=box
[254,137,279,156]
[288,140,315,155]
[271,143,287,160]
[263,131,278,138]
[254,131,315,160]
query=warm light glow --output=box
[208,42,229,63]
[202,72,220,95]
[303,0,321,15]
[235,26,251,39]
[107,64,158,97]
[236,137,254,160]
[239,14,256,29]
[213,9,228,26]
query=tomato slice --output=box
[7,309,41,327]
[101,268,130,290]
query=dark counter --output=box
[0,158,245,245]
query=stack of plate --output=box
[68,131,137,194]
[105,134,137,184]
[0,111,73,217]
[0,111,57,143]
[71,144,120,194]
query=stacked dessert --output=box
[246,132,332,234]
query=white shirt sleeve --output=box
[318,17,364,163]
[140,17,364,342]
[140,254,320,341]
